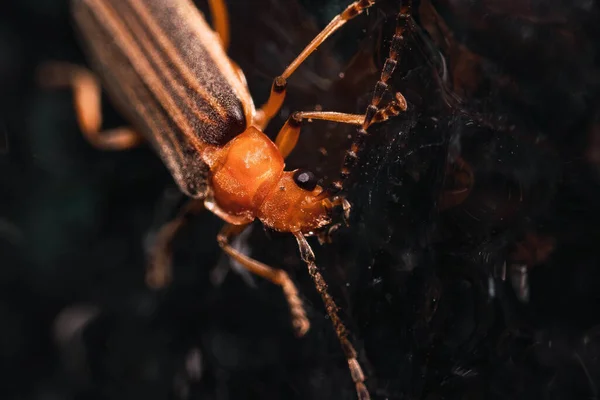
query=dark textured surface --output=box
[2,0,600,399]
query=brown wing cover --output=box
[71,0,248,197]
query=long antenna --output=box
[330,1,414,194]
[293,233,370,400]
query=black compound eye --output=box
[293,169,318,191]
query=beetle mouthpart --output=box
[339,197,351,225]
[316,223,342,245]
[327,196,351,226]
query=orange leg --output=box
[254,0,379,129]
[275,93,406,160]
[217,224,310,337]
[207,0,230,50]
[37,62,143,150]
[275,111,363,159]
[146,199,205,289]
[293,233,370,400]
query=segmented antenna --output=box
[330,1,413,194]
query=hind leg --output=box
[146,199,205,288]
[38,62,143,150]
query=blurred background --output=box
[1,0,600,399]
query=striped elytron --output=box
[39,0,414,398]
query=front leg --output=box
[274,93,407,160]
[253,0,380,130]
[217,223,309,337]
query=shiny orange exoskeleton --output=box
[39,0,416,398]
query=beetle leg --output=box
[207,0,230,50]
[217,224,310,337]
[146,199,205,289]
[254,0,380,129]
[275,112,363,159]
[37,62,143,150]
[275,95,407,160]
[293,233,370,400]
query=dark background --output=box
[2,0,600,399]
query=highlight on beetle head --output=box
[208,127,334,233]
[257,168,332,234]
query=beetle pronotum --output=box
[38,0,413,398]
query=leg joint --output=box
[273,76,287,93]
[289,112,303,127]
[217,232,228,248]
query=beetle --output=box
[38,0,414,398]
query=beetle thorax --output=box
[208,127,331,233]
[209,127,284,221]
